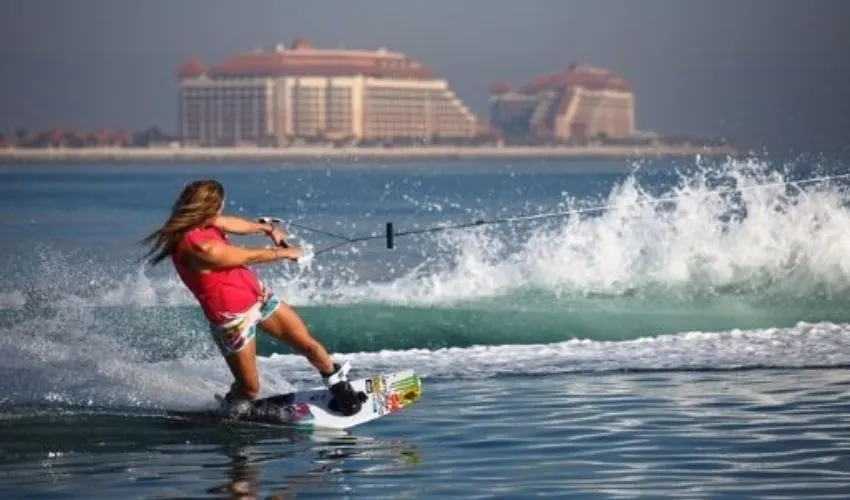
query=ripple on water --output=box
[3,369,850,498]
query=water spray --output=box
[260,172,850,259]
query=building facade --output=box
[178,38,481,146]
[489,63,635,144]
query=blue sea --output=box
[2,156,850,498]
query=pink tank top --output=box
[172,226,263,324]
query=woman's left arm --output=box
[212,215,290,247]
[212,215,274,235]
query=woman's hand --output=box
[267,227,290,248]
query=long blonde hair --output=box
[142,179,224,266]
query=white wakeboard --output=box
[179,370,423,431]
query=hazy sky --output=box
[1,0,848,152]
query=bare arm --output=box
[185,238,302,269]
[212,215,278,236]
[213,214,290,248]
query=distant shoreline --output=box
[0,144,739,164]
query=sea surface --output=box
[2,156,850,498]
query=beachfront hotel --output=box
[177,37,482,146]
[489,63,636,144]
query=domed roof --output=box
[178,58,206,77]
[522,62,631,93]
[204,38,432,79]
[490,81,512,94]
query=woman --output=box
[142,179,364,417]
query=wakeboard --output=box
[174,369,423,431]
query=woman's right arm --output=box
[186,239,302,269]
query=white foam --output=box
[3,312,848,411]
[2,157,850,410]
[0,291,26,310]
[262,321,850,381]
[2,267,849,411]
[5,157,847,312]
[0,305,297,410]
[259,157,850,306]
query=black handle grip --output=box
[386,222,394,249]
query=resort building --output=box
[177,37,482,146]
[489,63,635,144]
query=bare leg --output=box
[258,302,365,416]
[223,338,261,400]
[258,302,335,375]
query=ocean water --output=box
[2,156,850,498]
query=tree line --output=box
[1,127,177,148]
